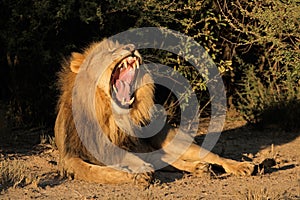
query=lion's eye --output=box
[123,44,135,52]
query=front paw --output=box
[193,161,211,177]
[132,164,154,186]
[224,161,254,176]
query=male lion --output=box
[55,39,254,185]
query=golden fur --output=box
[55,40,254,185]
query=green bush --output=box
[238,65,300,129]
[220,0,300,129]
[1,0,299,130]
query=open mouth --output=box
[110,55,140,108]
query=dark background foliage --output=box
[0,0,299,130]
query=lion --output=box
[55,39,254,185]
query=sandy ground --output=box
[0,117,299,200]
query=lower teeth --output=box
[120,97,135,106]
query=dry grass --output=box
[0,159,30,192]
[245,187,279,200]
[40,133,56,149]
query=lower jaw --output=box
[111,100,132,115]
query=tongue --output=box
[115,80,131,103]
[119,67,135,83]
[114,62,136,104]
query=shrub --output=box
[219,0,300,129]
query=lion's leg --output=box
[166,143,254,176]
[160,154,210,176]
[62,157,153,185]
[154,126,254,176]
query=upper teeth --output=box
[117,57,140,70]
[123,60,128,69]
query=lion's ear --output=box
[70,52,85,73]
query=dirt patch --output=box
[0,118,299,199]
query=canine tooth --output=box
[123,60,128,69]
[118,62,123,68]
[113,85,118,93]
[132,62,136,70]
[128,97,135,105]
[121,98,126,105]
[136,60,139,69]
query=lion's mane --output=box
[55,40,155,168]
